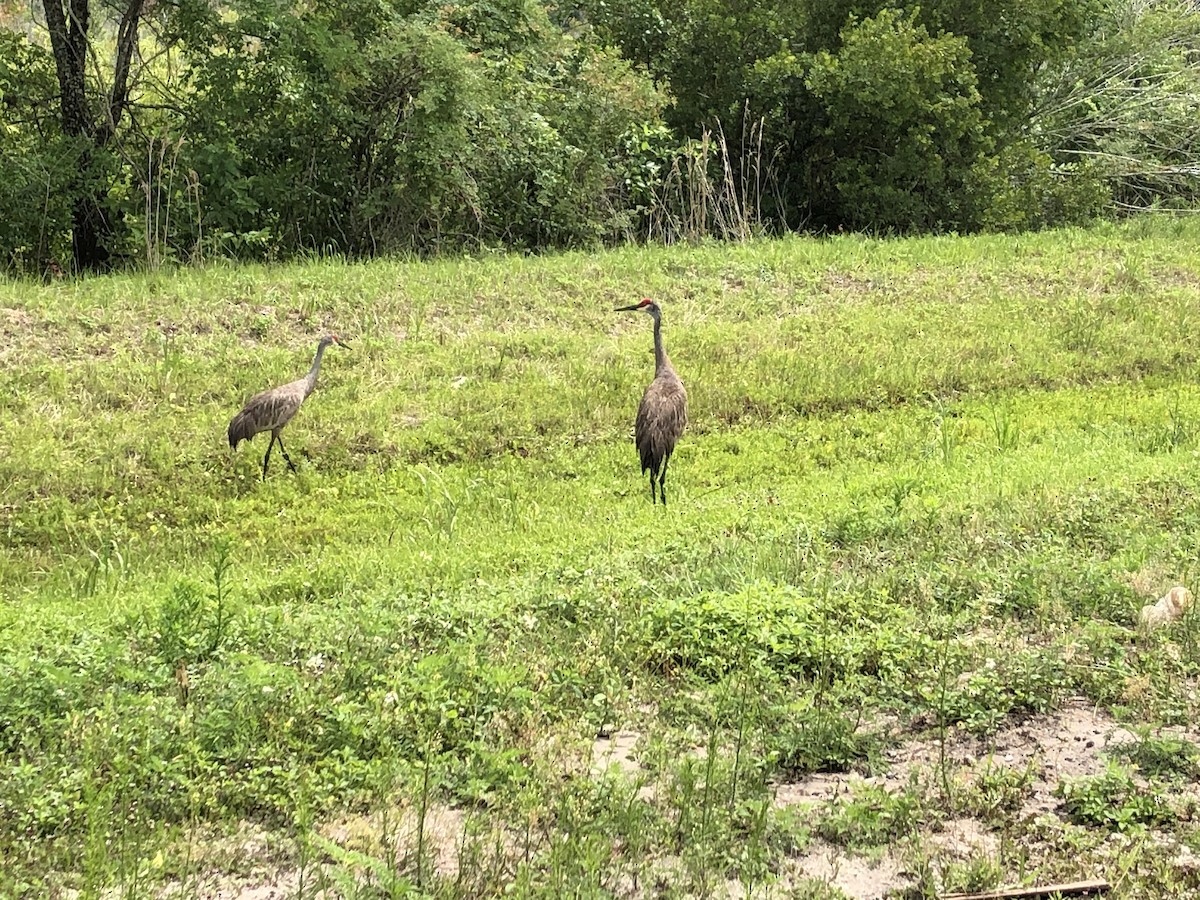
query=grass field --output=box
[6,219,1200,898]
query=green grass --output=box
[6,218,1200,896]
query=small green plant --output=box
[939,854,1005,895]
[771,704,883,776]
[961,759,1037,822]
[927,401,961,466]
[71,537,130,600]
[816,781,924,849]
[1056,763,1173,831]
[414,467,477,541]
[932,650,1069,736]
[989,404,1021,451]
[1109,733,1200,782]
[1140,392,1194,453]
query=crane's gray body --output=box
[228,335,341,479]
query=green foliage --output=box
[816,781,924,848]
[6,0,1200,266]
[1110,733,1200,782]
[769,701,884,776]
[932,650,1071,735]
[579,0,1111,232]
[959,760,1037,822]
[0,32,73,273]
[174,0,476,257]
[644,584,925,683]
[968,140,1111,232]
[169,0,666,257]
[804,9,989,231]
[914,0,1102,130]
[8,224,1200,892]
[1032,0,1200,212]
[1056,764,1175,830]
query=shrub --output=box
[804,10,989,232]
[0,32,74,273]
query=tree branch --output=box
[96,0,146,146]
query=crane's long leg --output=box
[261,435,276,481]
[647,458,660,505]
[659,454,671,508]
[276,433,297,473]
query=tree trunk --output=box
[41,0,144,272]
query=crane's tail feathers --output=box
[638,445,660,477]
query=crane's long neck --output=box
[652,313,669,376]
[303,343,328,397]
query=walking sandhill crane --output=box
[616,298,687,506]
[228,334,348,479]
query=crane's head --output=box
[615,298,660,318]
[319,333,350,350]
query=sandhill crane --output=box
[228,334,348,479]
[616,299,687,506]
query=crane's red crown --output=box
[639,298,654,307]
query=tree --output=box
[41,0,146,271]
[803,10,989,230]
[1031,0,1200,211]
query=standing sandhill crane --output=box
[616,298,687,506]
[228,334,348,479]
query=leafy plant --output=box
[1056,764,1174,830]
[816,781,924,849]
[1110,733,1200,782]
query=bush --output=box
[804,10,989,232]
[1030,0,1200,213]
[0,32,74,273]
[969,140,1111,232]
[170,0,667,257]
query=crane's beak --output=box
[336,338,352,350]
[615,304,642,312]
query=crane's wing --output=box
[635,378,687,474]
[228,380,306,448]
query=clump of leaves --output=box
[934,649,1070,736]
[770,703,884,776]
[1056,764,1173,830]
[937,854,1005,896]
[816,781,924,849]
[1109,733,1200,782]
[957,759,1036,823]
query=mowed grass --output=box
[5,219,1200,897]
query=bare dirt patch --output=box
[766,701,1200,897]
[773,773,902,807]
[153,823,309,900]
[780,840,913,900]
[152,804,513,899]
[819,272,881,302]
[929,816,1001,859]
[591,728,643,778]
[873,699,1145,819]
[320,803,469,877]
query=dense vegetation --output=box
[7,221,1200,895]
[3,0,1200,272]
